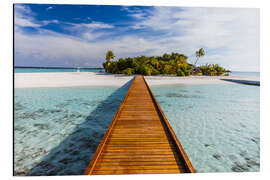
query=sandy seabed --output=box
[14,72,260,88]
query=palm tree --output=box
[194,48,205,66]
[106,50,115,63]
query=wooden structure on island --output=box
[84,75,195,175]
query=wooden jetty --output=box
[221,78,260,86]
[84,75,195,175]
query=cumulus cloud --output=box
[130,7,259,71]
[14,29,161,67]
[14,4,40,27]
[14,4,59,28]
[64,21,115,41]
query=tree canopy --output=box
[195,48,205,65]
[102,50,227,76]
[105,50,115,62]
[103,52,193,76]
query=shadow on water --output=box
[26,78,134,176]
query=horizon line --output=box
[14,66,104,69]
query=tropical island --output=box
[103,48,229,76]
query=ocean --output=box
[14,76,260,175]
[14,67,105,73]
[230,71,260,77]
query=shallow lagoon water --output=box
[151,83,260,173]
[14,82,131,175]
[14,81,259,175]
[15,67,105,73]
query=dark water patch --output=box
[250,137,259,145]
[243,155,260,168]
[36,109,49,115]
[55,99,95,109]
[55,103,69,108]
[179,89,188,93]
[213,153,221,160]
[34,124,50,130]
[239,123,246,128]
[35,108,62,115]
[49,109,62,113]
[16,109,63,121]
[15,102,26,111]
[80,100,102,106]
[165,93,202,99]
[14,125,26,131]
[66,98,85,103]
[158,101,166,104]
[80,102,94,106]
[229,151,260,172]
[204,144,211,147]
[63,113,84,119]
[231,162,249,172]
[245,159,260,167]
[239,150,248,158]
[18,112,42,120]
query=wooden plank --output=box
[92,169,181,175]
[93,164,181,171]
[84,75,195,175]
[95,161,179,166]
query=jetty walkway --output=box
[84,75,195,175]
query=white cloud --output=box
[14,4,59,28]
[84,22,114,29]
[15,16,40,27]
[130,13,144,19]
[46,6,53,11]
[130,7,259,71]
[14,4,40,27]
[14,4,33,15]
[14,29,161,67]
[69,21,114,30]
[121,6,147,20]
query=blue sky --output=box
[14,4,259,71]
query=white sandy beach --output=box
[14,72,260,88]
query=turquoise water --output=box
[230,71,260,77]
[14,82,259,175]
[14,82,131,175]
[151,84,260,173]
[14,67,105,73]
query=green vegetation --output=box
[103,50,115,70]
[195,48,205,65]
[103,51,193,76]
[103,49,228,76]
[198,64,227,76]
[105,50,115,62]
